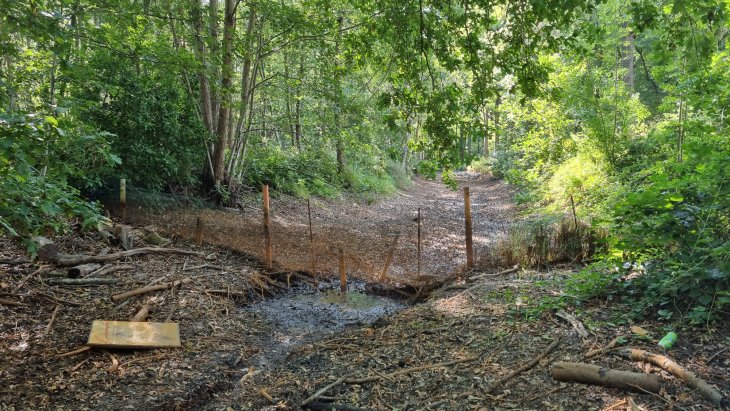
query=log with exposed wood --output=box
[67,263,101,278]
[619,348,728,408]
[550,361,661,393]
[34,237,61,263]
[112,278,192,302]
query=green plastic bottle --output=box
[658,332,678,349]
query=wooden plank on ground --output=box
[87,320,181,349]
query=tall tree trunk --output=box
[621,24,635,90]
[228,7,256,178]
[208,0,220,127]
[494,95,501,151]
[294,55,304,152]
[190,0,214,134]
[210,0,236,186]
[483,108,489,156]
[334,14,345,175]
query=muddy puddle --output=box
[243,279,405,370]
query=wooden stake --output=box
[379,235,400,282]
[308,199,317,285]
[195,217,203,246]
[120,178,126,218]
[263,185,272,269]
[464,186,474,268]
[570,194,578,230]
[417,208,421,275]
[339,248,347,294]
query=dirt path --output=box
[131,172,515,282]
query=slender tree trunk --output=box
[621,24,635,90]
[210,0,236,186]
[228,7,256,178]
[334,14,345,175]
[494,96,501,150]
[483,108,489,156]
[294,55,304,152]
[190,0,214,134]
[208,0,220,127]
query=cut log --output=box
[34,237,60,262]
[130,304,152,322]
[111,278,192,301]
[46,278,118,286]
[550,361,661,393]
[619,348,728,408]
[67,263,102,278]
[54,247,202,267]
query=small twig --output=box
[524,384,567,402]
[584,336,624,358]
[301,374,353,407]
[707,346,728,364]
[488,338,561,393]
[55,345,91,358]
[346,357,477,385]
[12,266,48,292]
[101,349,119,372]
[628,384,689,411]
[43,305,61,338]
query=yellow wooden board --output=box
[87,320,181,349]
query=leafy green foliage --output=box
[0,114,113,245]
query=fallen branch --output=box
[346,357,478,385]
[130,304,152,322]
[0,297,26,306]
[619,348,727,408]
[12,266,48,292]
[0,257,30,265]
[46,278,118,286]
[550,361,661,393]
[54,247,202,267]
[467,265,520,282]
[301,374,353,407]
[111,278,192,301]
[488,338,561,393]
[305,402,369,411]
[555,310,589,338]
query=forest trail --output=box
[131,172,515,282]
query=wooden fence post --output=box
[308,199,317,285]
[339,248,347,294]
[417,208,421,275]
[195,217,203,246]
[464,186,474,269]
[379,234,400,282]
[119,178,126,218]
[263,185,272,269]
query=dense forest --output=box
[1,0,728,325]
